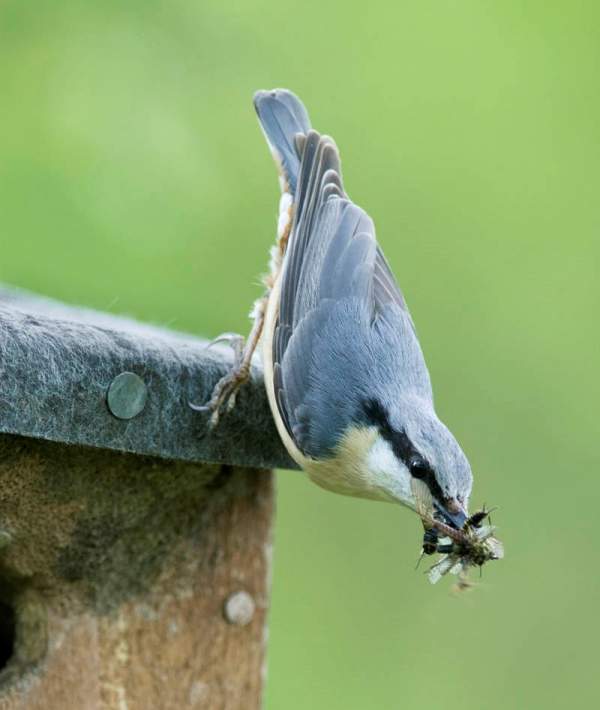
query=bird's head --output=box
[362,396,473,528]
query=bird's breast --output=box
[304,427,396,503]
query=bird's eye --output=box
[409,456,428,478]
[406,453,445,503]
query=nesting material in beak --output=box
[419,508,504,590]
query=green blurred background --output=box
[1,1,598,707]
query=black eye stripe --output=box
[362,399,444,502]
[408,460,444,502]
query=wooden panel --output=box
[0,435,273,709]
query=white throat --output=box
[365,435,414,506]
[303,428,416,507]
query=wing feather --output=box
[271,127,413,456]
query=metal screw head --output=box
[223,591,255,626]
[107,372,147,420]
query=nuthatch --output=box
[196,89,473,546]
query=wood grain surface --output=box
[0,434,274,709]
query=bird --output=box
[196,88,473,545]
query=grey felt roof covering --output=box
[0,285,297,470]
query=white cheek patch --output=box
[366,437,413,506]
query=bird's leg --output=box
[191,295,268,428]
[193,188,291,428]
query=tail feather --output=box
[254,89,312,195]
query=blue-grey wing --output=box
[270,123,423,459]
[253,86,409,317]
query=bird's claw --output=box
[203,374,247,429]
[190,332,250,428]
[206,333,245,360]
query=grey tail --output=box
[253,89,312,195]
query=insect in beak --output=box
[419,498,468,560]
[418,507,504,587]
[465,506,497,529]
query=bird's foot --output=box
[205,332,245,357]
[190,333,251,428]
[191,294,268,428]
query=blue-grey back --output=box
[294,298,433,457]
[254,90,431,459]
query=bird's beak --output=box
[434,498,467,530]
